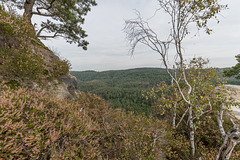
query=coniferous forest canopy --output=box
[71,67,240,115]
[71,68,171,115]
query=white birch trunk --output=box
[217,108,226,139]
[172,103,177,129]
[216,107,240,160]
[216,126,240,160]
[189,106,195,158]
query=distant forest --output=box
[71,67,240,115]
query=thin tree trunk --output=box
[171,76,177,129]
[216,126,240,160]
[23,0,36,23]
[189,105,195,158]
[216,105,240,160]
[172,103,177,129]
[217,105,226,139]
[216,117,240,160]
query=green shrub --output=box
[0,5,34,42]
[51,59,71,77]
[1,46,46,81]
[0,5,70,83]
[164,115,240,160]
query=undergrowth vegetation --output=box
[142,58,240,159]
[165,116,240,160]
[0,84,167,159]
[0,5,70,85]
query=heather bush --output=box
[98,110,167,159]
[0,85,101,159]
[0,84,168,159]
[0,5,34,41]
[76,92,168,159]
[166,133,240,160]
[51,59,71,78]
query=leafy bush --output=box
[1,46,46,81]
[143,58,240,159]
[165,115,240,160]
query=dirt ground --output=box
[224,85,240,119]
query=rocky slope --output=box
[0,8,78,99]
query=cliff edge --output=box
[0,7,78,99]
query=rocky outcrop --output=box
[50,74,79,99]
[60,74,78,96]
[0,26,78,99]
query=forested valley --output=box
[71,68,170,115]
[71,67,240,115]
[1,0,240,159]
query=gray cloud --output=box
[42,0,240,71]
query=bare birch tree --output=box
[124,0,227,159]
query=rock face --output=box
[0,28,79,99]
[60,74,78,95]
[53,74,79,99]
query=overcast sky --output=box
[42,0,240,71]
